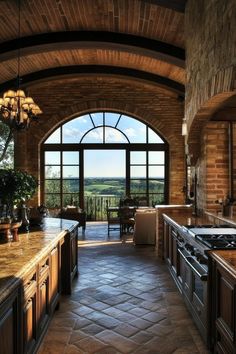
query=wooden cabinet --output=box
[209,255,236,353]
[38,256,50,339]
[61,227,78,295]
[22,269,37,354]
[49,245,60,312]
[0,287,21,354]
[0,221,78,354]
[163,221,182,291]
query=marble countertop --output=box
[0,217,78,303]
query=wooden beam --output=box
[0,65,185,96]
[0,31,185,68]
[143,0,187,13]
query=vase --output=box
[19,204,30,232]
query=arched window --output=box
[42,112,168,220]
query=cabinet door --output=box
[214,263,236,353]
[61,226,78,295]
[0,287,21,354]
[49,245,60,312]
[22,272,37,354]
[70,228,78,280]
[38,258,50,336]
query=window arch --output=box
[42,111,168,219]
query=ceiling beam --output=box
[0,65,185,96]
[0,31,185,68]
[143,0,187,12]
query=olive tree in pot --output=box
[0,169,38,230]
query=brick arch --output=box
[16,93,185,206]
[39,99,176,147]
[187,91,236,164]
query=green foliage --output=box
[0,169,38,206]
[0,122,14,168]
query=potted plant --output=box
[0,169,38,223]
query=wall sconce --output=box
[182,118,187,136]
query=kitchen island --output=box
[0,217,79,354]
[208,250,236,354]
[162,211,236,352]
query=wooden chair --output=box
[107,207,121,237]
[119,206,135,236]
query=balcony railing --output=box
[84,195,120,221]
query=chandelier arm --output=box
[0,129,13,163]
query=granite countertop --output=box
[209,250,236,278]
[0,217,78,303]
[162,213,212,230]
[205,211,236,227]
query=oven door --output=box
[178,248,208,341]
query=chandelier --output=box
[0,0,42,130]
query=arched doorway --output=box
[41,111,169,220]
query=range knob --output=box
[185,243,194,253]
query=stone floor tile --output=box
[96,330,139,353]
[113,323,140,337]
[130,318,153,330]
[130,330,154,344]
[94,347,122,354]
[73,316,92,329]
[142,311,167,323]
[39,223,209,354]
[128,307,150,317]
[81,323,106,335]
[74,336,108,353]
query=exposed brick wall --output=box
[185,0,236,127]
[196,122,229,213]
[14,76,185,206]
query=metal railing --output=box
[84,195,120,221]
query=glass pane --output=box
[150,194,165,205]
[149,180,165,193]
[149,151,165,164]
[44,128,61,144]
[149,166,165,178]
[131,166,146,178]
[45,151,60,165]
[117,115,146,143]
[90,112,103,126]
[62,194,80,207]
[148,127,164,143]
[130,179,146,193]
[62,116,93,143]
[62,194,75,207]
[130,151,146,165]
[63,179,79,193]
[63,151,79,165]
[82,127,103,143]
[45,166,60,178]
[45,194,61,208]
[45,179,60,193]
[63,166,79,178]
[105,127,128,143]
[105,112,120,127]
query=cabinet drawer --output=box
[38,257,50,281]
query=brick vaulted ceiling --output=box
[0,0,186,98]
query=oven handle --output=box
[178,248,208,281]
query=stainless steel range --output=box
[163,219,236,347]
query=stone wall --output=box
[14,76,185,206]
[185,0,236,127]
